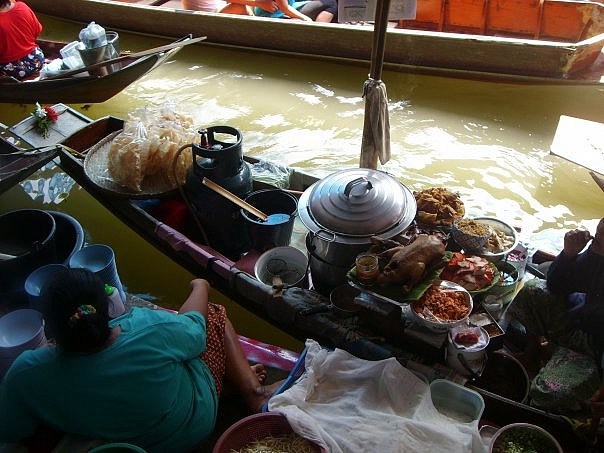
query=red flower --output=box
[31,102,59,138]
[43,105,59,122]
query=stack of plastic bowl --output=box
[69,244,126,302]
[0,309,47,380]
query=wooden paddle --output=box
[42,35,206,81]
[591,171,604,193]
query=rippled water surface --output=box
[1,16,603,347]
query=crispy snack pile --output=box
[108,105,196,192]
[413,187,465,227]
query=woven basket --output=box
[212,412,325,453]
[452,219,492,251]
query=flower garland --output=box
[31,103,59,138]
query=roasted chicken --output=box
[375,234,446,293]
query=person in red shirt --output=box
[0,0,44,79]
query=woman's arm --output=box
[274,0,313,20]
[178,278,210,318]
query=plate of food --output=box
[408,280,473,331]
[347,234,453,306]
[439,251,501,294]
[468,217,518,262]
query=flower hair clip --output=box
[69,304,97,326]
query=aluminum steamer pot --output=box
[299,169,416,292]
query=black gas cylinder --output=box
[184,126,253,259]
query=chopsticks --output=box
[201,177,268,221]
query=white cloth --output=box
[269,339,487,453]
[360,78,391,169]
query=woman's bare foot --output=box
[251,363,268,384]
[246,379,285,413]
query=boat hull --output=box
[25,0,604,83]
[0,37,188,104]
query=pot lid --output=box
[299,169,417,237]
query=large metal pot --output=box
[299,169,416,293]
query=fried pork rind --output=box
[414,187,465,227]
[107,104,195,192]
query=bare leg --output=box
[315,11,334,22]
[223,318,283,412]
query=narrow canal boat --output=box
[4,105,596,450]
[26,0,604,84]
[0,36,199,104]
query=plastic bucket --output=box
[0,309,47,380]
[78,31,120,72]
[48,210,85,265]
[254,246,309,289]
[242,189,298,252]
[0,209,57,302]
[25,263,68,310]
[69,244,125,302]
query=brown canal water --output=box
[1,15,603,351]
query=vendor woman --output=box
[0,0,44,80]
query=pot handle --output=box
[314,229,336,243]
[344,177,373,199]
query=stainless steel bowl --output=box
[471,217,518,262]
[409,280,473,331]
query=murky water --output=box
[1,15,603,349]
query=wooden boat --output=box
[0,104,93,194]
[26,0,604,84]
[6,106,597,449]
[0,139,59,195]
[0,35,197,104]
[15,110,590,449]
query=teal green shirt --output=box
[0,307,217,452]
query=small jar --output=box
[355,253,379,284]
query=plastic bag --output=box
[250,160,293,188]
[108,121,150,192]
[108,104,196,192]
[79,22,107,49]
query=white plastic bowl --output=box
[25,263,67,299]
[0,309,45,348]
[254,246,308,288]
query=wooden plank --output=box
[550,115,604,175]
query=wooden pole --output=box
[369,0,392,80]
